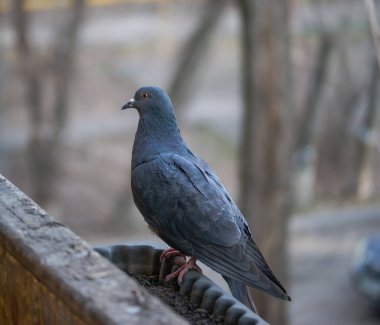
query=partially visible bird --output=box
[122,86,291,311]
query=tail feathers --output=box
[246,239,290,299]
[224,276,257,313]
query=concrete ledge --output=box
[0,174,186,325]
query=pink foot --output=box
[160,247,186,263]
[164,257,202,284]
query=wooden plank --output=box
[0,174,186,325]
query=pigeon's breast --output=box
[131,156,179,229]
[131,157,193,254]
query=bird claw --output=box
[160,248,202,284]
[164,257,202,284]
[160,247,186,263]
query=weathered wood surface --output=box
[0,174,187,325]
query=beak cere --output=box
[121,98,136,110]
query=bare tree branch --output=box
[53,0,85,142]
[168,0,228,110]
[296,32,332,153]
[12,0,42,137]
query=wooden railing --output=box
[0,174,185,325]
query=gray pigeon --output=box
[122,86,291,311]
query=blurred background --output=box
[1,0,380,324]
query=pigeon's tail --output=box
[224,276,257,313]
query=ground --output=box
[289,205,380,325]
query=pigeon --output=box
[122,86,291,311]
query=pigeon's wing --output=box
[139,152,289,300]
[160,153,242,244]
[131,152,242,247]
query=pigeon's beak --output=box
[121,98,136,110]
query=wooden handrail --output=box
[0,174,186,325]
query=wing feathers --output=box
[133,152,290,301]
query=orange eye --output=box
[142,92,149,99]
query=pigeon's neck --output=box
[132,112,185,169]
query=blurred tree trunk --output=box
[354,53,379,197]
[315,40,378,200]
[365,0,380,197]
[168,0,227,110]
[314,87,360,200]
[238,1,293,324]
[12,0,84,206]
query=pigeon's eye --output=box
[142,92,149,99]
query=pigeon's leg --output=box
[165,257,202,284]
[160,247,186,262]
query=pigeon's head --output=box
[121,86,174,116]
